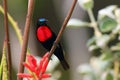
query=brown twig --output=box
[48,0,77,58]
[3,0,12,80]
[17,0,35,80]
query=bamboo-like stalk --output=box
[0,5,30,53]
[49,0,77,58]
[17,0,76,79]
[114,56,119,80]
[17,0,35,80]
[3,0,12,80]
[87,9,102,37]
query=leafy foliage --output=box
[68,0,120,80]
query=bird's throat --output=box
[37,26,52,42]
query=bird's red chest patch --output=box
[37,26,52,42]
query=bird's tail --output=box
[60,59,70,70]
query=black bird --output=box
[36,18,69,70]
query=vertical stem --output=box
[0,5,30,53]
[114,57,119,80]
[17,0,35,80]
[49,0,77,58]
[87,9,96,23]
[3,0,12,80]
[87,9,101,37]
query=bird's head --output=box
[37,18,48,26]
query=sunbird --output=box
[36,18,69,70]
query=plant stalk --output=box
[49,0,77,58]
[0,5,30,53]
[114,57,119,80]
[87,9,101,37]
[3,0,12,80]
[17,0,35,80]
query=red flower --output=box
[17,52,51,80]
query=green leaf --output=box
[77,64,93,75]
[98,16,117,33]
[114,52,120,61]
[78,0,94,10]
[100,50,113,60]
[2,41,8,80]
[96,35,110,48]
[87,36,96,46]
[112,25,120,34]
[115,8,120,19]
[91,57,111,73]
[88,45,99,51]
[0,60,3,80]
[98,5,117,19]
[67,19,90,28]
[87,36,100,51]
[105,72,113,80]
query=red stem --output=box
[49,0,77,58]
[3,0,12,80]
[17,0,35,80]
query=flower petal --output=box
[17,73,33,78]
[23,62,35,72]
[42,74,51,78]
[37,52,49,75]
[43,52,49,59]
[27,54,37,69]
[36,58,44,76]
[41,58,49,73]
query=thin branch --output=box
[0,5,30,53]
[114,56,119,80]
[3,0,12,80]
[87,9,101,37]
[17,0,35,80]
[49,0,77,58]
